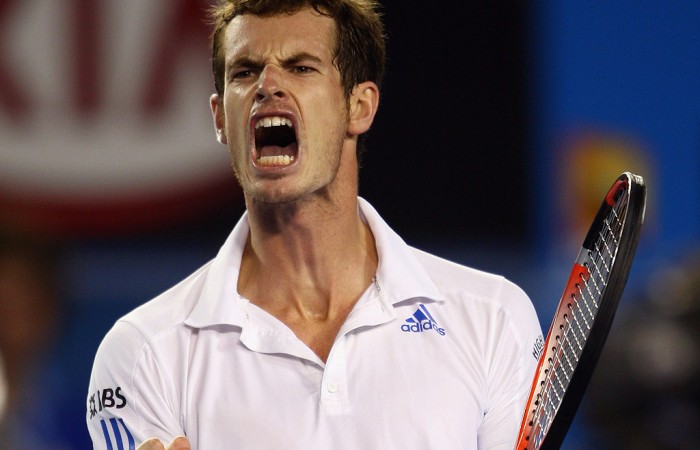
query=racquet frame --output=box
[515,172,647,450]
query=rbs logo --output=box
[89,387,127,419]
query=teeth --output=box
[255,116,293,129]
[257,155,295,166]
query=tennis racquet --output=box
[515,172,647,450]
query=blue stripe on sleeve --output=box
[109,418,125,450]
[118,418,136,450]
[100,419,114,450]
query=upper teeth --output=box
[255,116,293,129]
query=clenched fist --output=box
[137,436,190,450]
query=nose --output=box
[255,64,286,103]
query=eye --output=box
[228,65,261,82]
[232,69,252,80]
[292,66,315,74]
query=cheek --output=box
[223,106,250,149]
[311,93,349,135]
[223,89,252,131]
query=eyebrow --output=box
[228,52,324,71]
[283,52,323,66]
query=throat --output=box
[284,308,351,363]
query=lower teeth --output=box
[258,155,294,166]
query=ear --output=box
[347,81,379,136]
[210,93,228,145]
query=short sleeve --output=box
[478,280,543,449]
[86,320,183,449]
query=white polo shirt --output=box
[87,198,542,450]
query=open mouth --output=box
[254,116,298,167]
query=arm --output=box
[87,320,185,449]
[478,281,543,450]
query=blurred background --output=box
[0,0,698,448]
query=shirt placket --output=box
[320,334,350,411]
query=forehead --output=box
[223,8,337,61]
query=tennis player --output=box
[87,1,542,449]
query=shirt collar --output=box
[357,197,445,306]
[184,214,249,328]
[184,198,445,329]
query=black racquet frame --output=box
[515,172,647,450]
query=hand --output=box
[137,436,191,450]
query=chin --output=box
[246,186,307,206]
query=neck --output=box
[239,192,377,321]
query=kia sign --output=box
[0,0,239,235]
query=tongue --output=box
[259,145,289,157]
[258,143,297,158]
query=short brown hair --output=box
[209,0,386,99]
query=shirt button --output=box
[327,383,338,393]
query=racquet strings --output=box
[528,183,629,447]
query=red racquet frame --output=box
[515,172,647,450]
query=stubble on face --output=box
[220,10,352,209]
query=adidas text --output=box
[401,320,446,336]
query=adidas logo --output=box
[401,304,446,336]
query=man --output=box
[87,1,542,449]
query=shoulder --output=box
[123,261,211,335]
[411,247,526,304]
[410,247,541,337]
[91,260,212,371]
